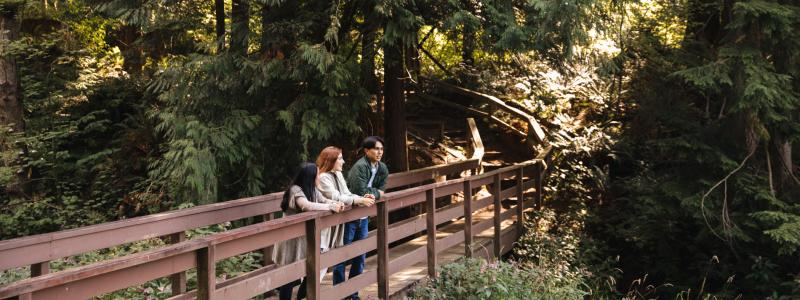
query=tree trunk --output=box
[335,0,358,51]
[260,2,298,58]
[361,1,382,136]
[405,30,420,82]
[215,0,226,50]
[260,2,269,56]
[0,4,24,134]
[462,27,474,65]
[461,1,474,66]
[231,0,249,55]
[1,2,27,195]
[383,43,408,172]
[682,0,730,49]
[773,134,793,191]
[772,43,795,194]
[361,30,379,94]
[115,25,144,75]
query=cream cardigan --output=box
[317,171,360,248]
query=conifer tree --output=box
[0,0,24,134]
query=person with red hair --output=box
[315,146,375,298]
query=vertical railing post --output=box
[377,200,389,300]
[433,170,450,207]
[534,163,543,207]
[305,216,321,300]
[463,180,473,258]
[30,262,49,277]
[260,213,275,266]
[425,189,437,278]
[168,232,187,295]
[467,118,484,174]
[516,167,525,238]
[493,173,502,257]
[197,244,216,300]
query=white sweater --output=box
[317,171,360,206]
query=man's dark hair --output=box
[361,136,385,149]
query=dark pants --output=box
[332,218,369,299]
[278,278,307,300]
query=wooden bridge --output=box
[0,150,552,299]
[0,86,552,300]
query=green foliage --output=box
[0,2,158,238]
[150,44,368,204]
[411,258,587,300]
[589,0,800,297]
[4,0,798,298]
[751,208,800,255]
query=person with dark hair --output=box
[331,136,388,300]
[275,162,344,300]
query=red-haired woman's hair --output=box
[316,146,342,174]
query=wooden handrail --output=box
[415,94,526,138]
[0,118,552,299]
[0,159,479,273]
[422,78,547,145]
[0,154,553,300]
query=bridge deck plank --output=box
[308,195,534,300]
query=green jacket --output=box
[346,156,389,200]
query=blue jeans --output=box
[333,218,369,299]
[278,278,306,300]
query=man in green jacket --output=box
[332,136,388,300]
[347,136,388,199]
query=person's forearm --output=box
[296,197,331,211]
[319,184,355,205]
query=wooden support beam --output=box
[493,173,502,257]
[260,213,275,266]
[305,217,321,300]
[516,167,525,237]
[376,201,389,300]
[463,180,473,258]
[168,232,187,296]
[534,163,543,207]
[30,262,49,277]
[425,189,437,278]
[197,245,216,300]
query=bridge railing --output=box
[0,146,552,300]
[0,159,480,272]
[0,114,492,276]
[421,78,548,147]
[0,118,488,297]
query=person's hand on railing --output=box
[329,202,345,213]
[364,193,375,199]
[355,197,375,207]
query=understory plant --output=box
[411,257,587,300]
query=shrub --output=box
[411,258,587,300]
